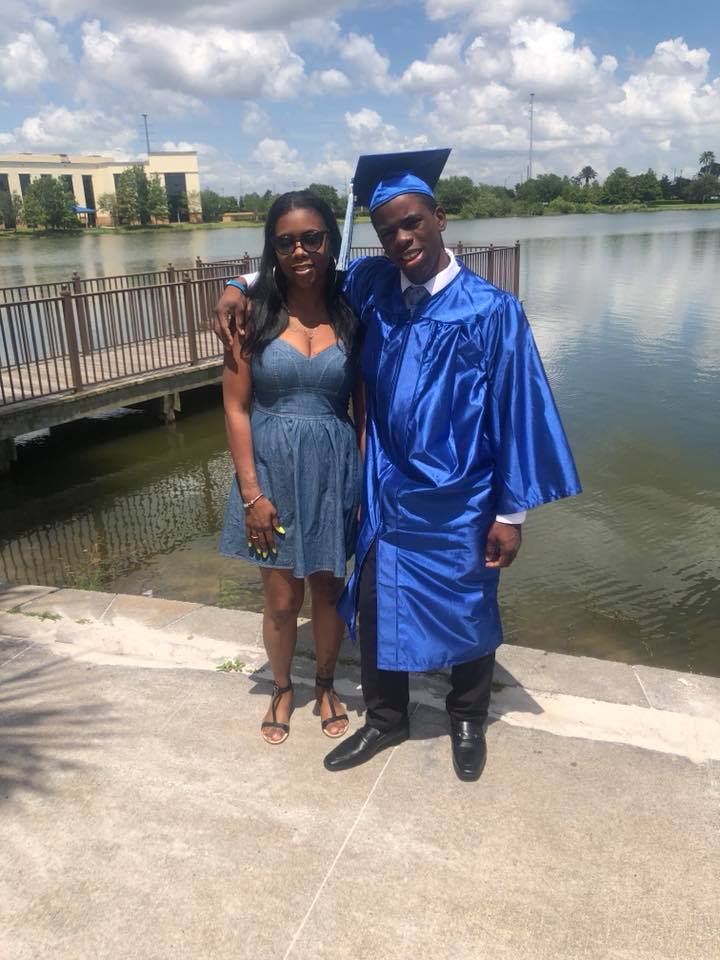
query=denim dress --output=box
[220,337,362,578]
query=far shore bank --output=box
[2,201,719,241]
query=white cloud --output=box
[425,0,570,29]
[310,68,351,93]
[40,0,354,31]
[344,107,428,153]
[509,18,613,97]
[80,20,305,101]
[0,20,73,93]
[399,60,461,93]
[240,103,270,135]
[646,37,710,76]
[10,104,137,155]
[339,33,392,93]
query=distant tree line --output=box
[3,152,718,230]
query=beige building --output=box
[0,151,202,225]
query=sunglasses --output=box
[271,230,329,255]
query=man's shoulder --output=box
[453,262,514,317]
[348,255,396,280]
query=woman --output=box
[219,191,362,745]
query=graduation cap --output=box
[337,147,451,271]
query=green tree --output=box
[659,174,673,200]
[688,172,720,203]
[578,166,598,186]
[97,192,119,225]
[698,151,715,172]
[200,189,226,222]
[0,190,17,228]
[222,195,240,212]
[23,177,78,229]
[306,183,343,217]
[146,175,169,222]
[435,176,477,214]
[115,168,140,224]
[601,167,633,204]
[631,169,662,202]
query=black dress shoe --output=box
[324,721,410,772]
[450,718,487,782]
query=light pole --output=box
[527,93,535,182]
[142,114,151,156]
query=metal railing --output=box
[1,244,519,408]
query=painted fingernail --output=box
[262,551,268,559]
[271,547,277,555]
[275,525,286,534]
[247,541,253,548]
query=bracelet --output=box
[242,492,265,510]
[225,279,248,294]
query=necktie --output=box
[403,284,430,317]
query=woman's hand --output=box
[214,283,249,351]
[245,496,282,557]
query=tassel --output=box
[337,182,355,273]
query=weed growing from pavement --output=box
[216,657,247,672]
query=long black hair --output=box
[243,190,356,356]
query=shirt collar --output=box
[400,249,460,296]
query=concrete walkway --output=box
[1,582,719,960]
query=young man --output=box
[214,149,581,781]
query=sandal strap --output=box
[261,720,290,733]
[321,712,349,730]
[315,674,334,689]
[270,681,292,723]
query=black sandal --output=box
[261,681,293,745]
[315,675,349,739]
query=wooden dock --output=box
[0,245,520,471]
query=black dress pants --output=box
[358,542,496,732]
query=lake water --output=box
[1,211,719,675]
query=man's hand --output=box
[485,521,522,569]
[213,283,249,351]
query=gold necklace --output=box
[290,316,317,341]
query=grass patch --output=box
[216,657,246,672]
[8,607,62,621]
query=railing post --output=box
[486,244,495,286]
[71,272,91,353]
[241,251,250,273]
[513,241,520,298]
[61,286,83,391]
[182,274,199,365]
[167,263,181,336]
[456,240,463,257]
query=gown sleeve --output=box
[340,256,379,322]
[485,294,582,513]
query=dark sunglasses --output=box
[271,230,328,255]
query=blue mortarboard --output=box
[354,148,451,211]
[337,147,451,271]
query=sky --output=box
[0,0,718,195]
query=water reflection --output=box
[1,213,719,674]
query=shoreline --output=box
[2,202,719,240]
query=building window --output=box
[19,174,31,196]
[60,174,75,199]
[0,174,9,193]
[82,175,97,226]
[164,172,188,222]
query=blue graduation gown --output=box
[338,256,581,671]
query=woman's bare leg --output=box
[260,568,304,742]
[307,571,349,736]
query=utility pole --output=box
[142,114,151,156]
[527,93,535,182]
